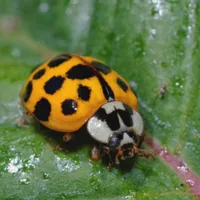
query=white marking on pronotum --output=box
[131,111,143,136]
[120,132,134,146]
[87,101,144,144]
[87,116,112,144]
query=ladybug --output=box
[20,54,152,166]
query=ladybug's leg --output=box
[63,132,73,142]
[16,116,30,126]
[16,111,32,127]
[16,102,33,126]
[134,147,156,159]
[91,146,100,161]
[108,163,112,171]
[102,147,114,170]
[53,145,64,152]
[54,133,73,152]
[107,153,114,171]
[115,147,126,164]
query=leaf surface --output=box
[0,1,199,199]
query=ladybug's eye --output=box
[108,135,120,149]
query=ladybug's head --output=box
[106,128,144,164]
[87,101,144,163]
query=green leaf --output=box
[0,1,199,199]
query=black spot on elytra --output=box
[62,99,78,115]
[23,81,33,102]
[33,68,46,79]
[78,84,91,101]
[48,54,71,67]
[117,77,128,92]
[92,61,111,75]
[33,98,51,121]
[130,87,138,97]
[66,64,114,101]
[44,76,65,94]
[97,75,115,101]
[66,64,95,79]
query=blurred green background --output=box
[0,0,200,199]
